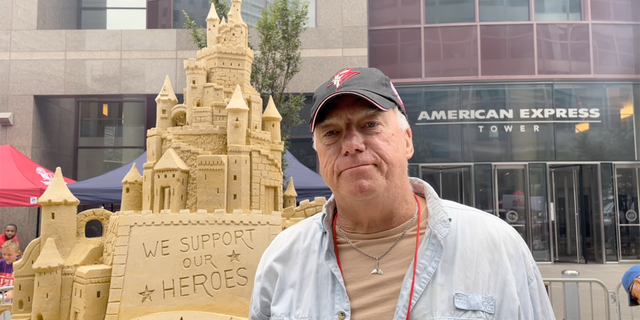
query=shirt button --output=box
[337,311,346,319]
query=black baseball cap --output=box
[309,67,407,132]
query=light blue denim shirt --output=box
[250,178,555,320]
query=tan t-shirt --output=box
[335,207,428,320]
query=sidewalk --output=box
[538,262,639,320]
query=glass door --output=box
[421,166,473,206]
[615,165,640,261]
[551,166,582,263]
[494,165,529,244]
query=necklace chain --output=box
[336,198,419,275]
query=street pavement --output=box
[538,262,639,320]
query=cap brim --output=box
[310,90,396,132]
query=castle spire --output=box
[122,163,143,184]
[32,238,65,272]
[228,0,246,26]
[262,96,282,121]
[226,85,249,112]
[121,163,143,212]
[283,177,297,209]
[155,75,178,130]
[156,75,178,103]
[262,95,282,143]
[38,167,79,206]
[206,3,220,47]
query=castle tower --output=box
[153,148,189,212]
[38,167,79,259]
[226,85,249,146]
[31,238,64,320]
[184,58,208,125]
[283,177,298,209]
[262,95,282,143]
[262,95,284,166]
[155,75,178,130]
[206,3,220,47]
[227,0,246,27]
[121,163,143,212]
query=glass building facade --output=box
[360,0,640,263]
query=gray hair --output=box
[312,107,409,150]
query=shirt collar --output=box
[320,177,452,240]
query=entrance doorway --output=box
[615,165,640,261]
[420,165,473,206]
[550,164,600,263]
[493,165,529,244]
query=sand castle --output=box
[9,1,327,319]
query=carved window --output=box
[85,220,103,238]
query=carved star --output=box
[139,285,154,303]
[228,250,241,263]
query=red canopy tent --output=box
[0,145,75,207]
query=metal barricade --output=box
[612,282,640,320]
[0,285,12,320]
[543,278,612,320]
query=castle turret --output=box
[38,167,79,259]
[155,75,178,130]
[226,85,249,146]
[227,0,247,27]
[31,238,64,320]
[184,58,208,125]
[153,148,189,212]
[284,177,297,208]
[262,95,282,143]
[206,3,220,47]
[121,163,143,211]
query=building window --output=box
[76,100,147,180]
[534,0,582,21]
[425,0,475,24]
[480,25,535,76]
[424,26,478,77]
[479,0,530,22]
[592,24,640,75]
[590,0,640,22]
[80,0,147,29]
[369,28,422,79]
[536,24,590,74]
[369,0,421,27]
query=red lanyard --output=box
[332,194,422,320]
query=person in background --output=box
[0,240,19,320]
[622,265,640,306]
[0,240,20,302]
[0,224,18,248]
[250,67,555,319]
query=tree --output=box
[183,0,230,49]
[251,0,308,150]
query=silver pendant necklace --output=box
[336,198,419,275]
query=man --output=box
[622,265,640,306]
[0,224,18,247]
[250,68,555,319]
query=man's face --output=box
[631,277,640,304]
[2,248,18,264]
[4,226,16,240]
[313,95,413,201]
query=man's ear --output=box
[404,126,414,160]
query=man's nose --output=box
[341,127,365,155]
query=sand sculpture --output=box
[9,1,327,319]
